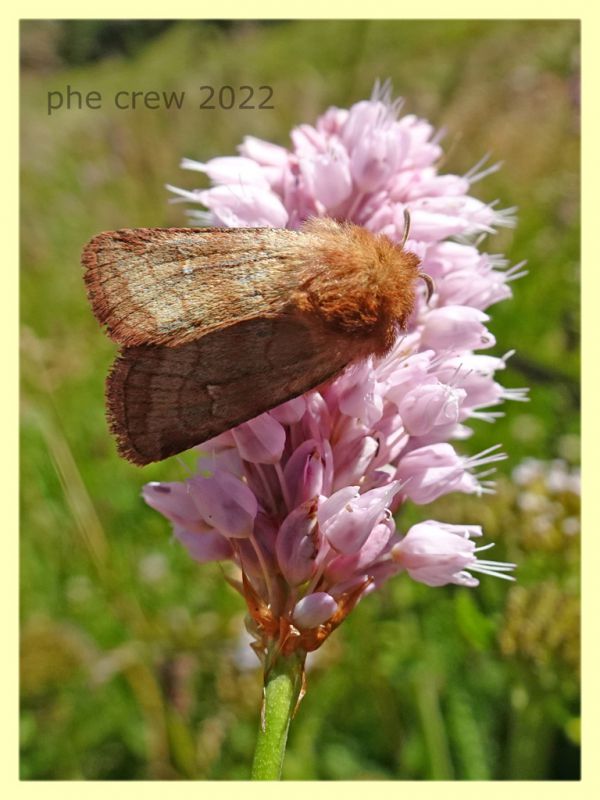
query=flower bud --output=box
[299,141,353,209]
[239,135,289,166]
[350,127,404,192]
[293,592,338,628]
[331,434,378,491]
[143,482,207,532]
[188,469,257,538]
[174,525,234,563]
[335,359,384,425]
[304,391,332,440]
[232,413,286,464]
[197,184,289,228]
[395,443,468,504]
[397,380,466,436]
[318,483,400,554]
[284,440,325,507]
[421,306,496,352]
[326,517,396,583]
[270,396,306,425]
[275,500,321,586]
[182,156,270,188]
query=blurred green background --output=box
[20,20,580,780]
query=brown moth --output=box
[83,216,432,466]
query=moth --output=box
[83,215,433,465]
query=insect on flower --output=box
[82,212,433,466]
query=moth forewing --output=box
[82,226,307,347]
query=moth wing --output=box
[107,314,352,465]
[83,227,305,347]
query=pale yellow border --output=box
[9,2,598,795]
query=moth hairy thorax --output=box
[294,218,422,355]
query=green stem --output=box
[250,647,305,780]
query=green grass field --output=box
[20,20,579,780]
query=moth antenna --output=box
[400,208,411,248]
[418,272,435,303]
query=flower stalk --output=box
[250,647,305,780]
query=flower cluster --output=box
[146,84,522,658]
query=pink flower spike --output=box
[145,85,524,658]
[293,592,338,629]
[188,470,257,538]
[232,413,286,464]
[391,520,516,587]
